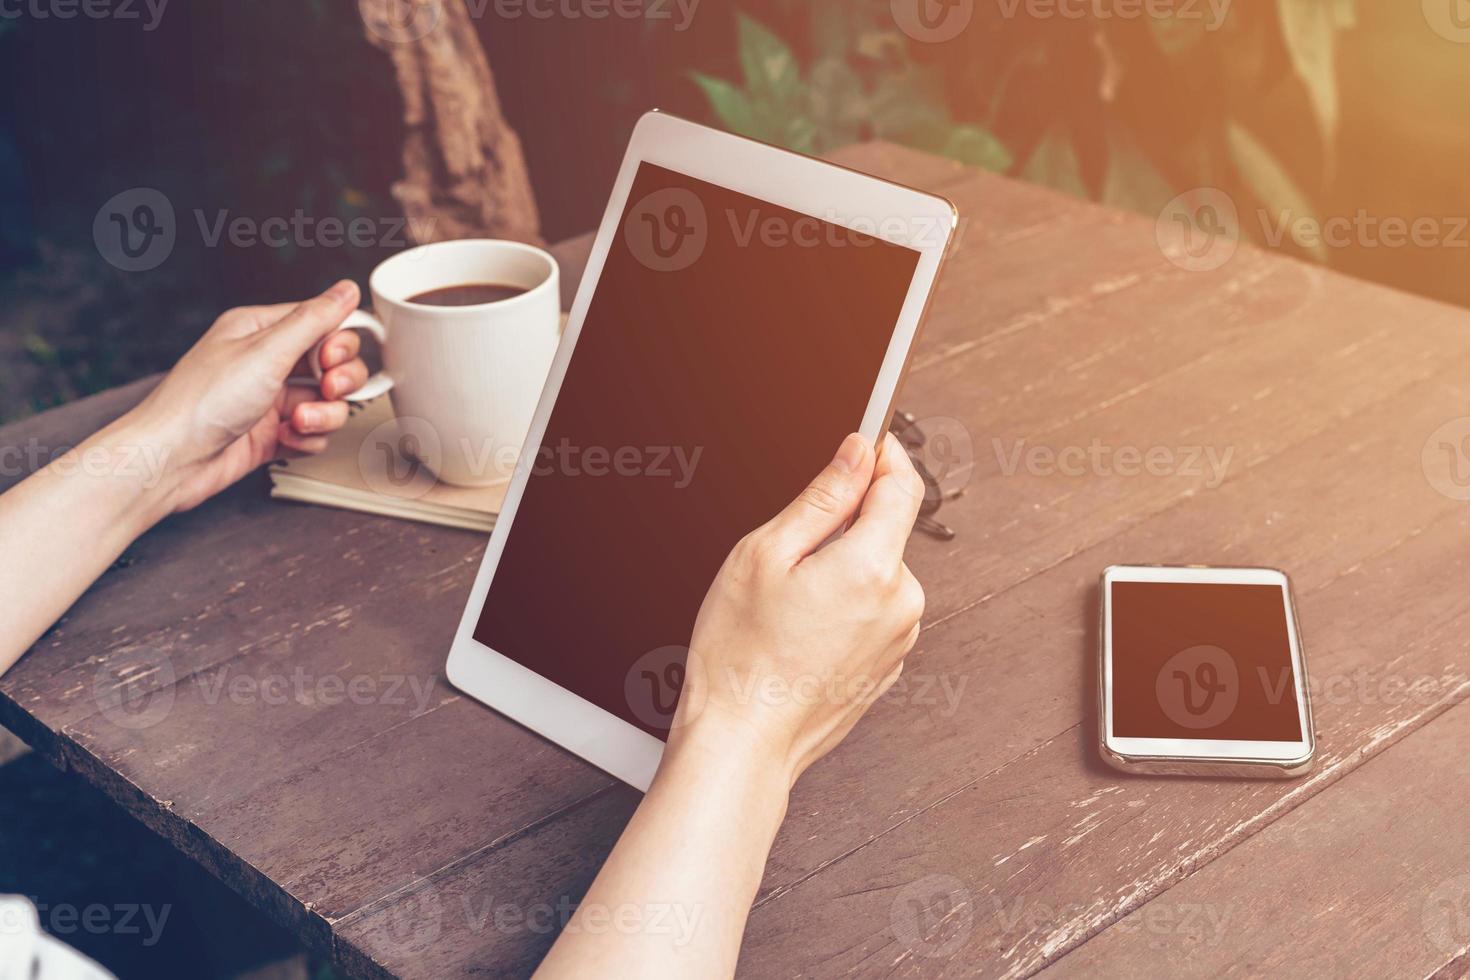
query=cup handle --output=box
[311,309,393,402]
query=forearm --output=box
[0,411,175,676]
[535,720,791,979]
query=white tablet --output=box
[446,111,956,790]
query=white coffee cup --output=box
[314,239,560,487]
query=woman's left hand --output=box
[129,280,370,513]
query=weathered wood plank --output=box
[332,318,1470,978]
[1041,702,1470,979]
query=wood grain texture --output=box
[1040,702,1470,978]
[4,143,1470,979]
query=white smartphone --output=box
[1098,564,1316,778]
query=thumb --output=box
[258,280,359,370]
[757,433,874,561]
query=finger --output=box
[290,399,350,435]
[321,358,369,400]
[833,432,925,564]
[276,421,329,455]
[258,281,360,370]
[757,433,874,561]
[318,329,362,372]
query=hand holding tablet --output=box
[446,111,955,789]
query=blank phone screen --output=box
[1111,581,1303,741]
[472,162,922,737]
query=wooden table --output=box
[5,142,1470,979]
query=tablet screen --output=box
[1110,581,1303,741]
[472,162,923,737]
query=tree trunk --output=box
[358,0,542,245]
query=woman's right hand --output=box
[668,432,927,789]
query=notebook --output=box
[268,395,509,532]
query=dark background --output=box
[2,1,1469,424]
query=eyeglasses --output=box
[889,408,963,540]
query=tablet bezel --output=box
[446,110,958,791]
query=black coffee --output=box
[408,282,527,306]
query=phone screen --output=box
[1110,580,1303,741]
[472,162,922,737]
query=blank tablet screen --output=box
[1111,580,1303,741]
[472,162,922,737]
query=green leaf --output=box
[940,125,1012,172]
[1278,0,1339,146]
[737,13,801,108]
[807,57,867,147]
[690,72,760,138]
[1226,121,1328,262]
[1022,129,1086,200]
[1102,128,1174,215]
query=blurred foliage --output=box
[695,0,1357,260]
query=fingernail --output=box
[327,280,354,302]
[832,433,866,474]
[301,408,321,428]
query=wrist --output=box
[75,409,186,532]
[660,705,798,805]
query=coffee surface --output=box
[408,282,527,306]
